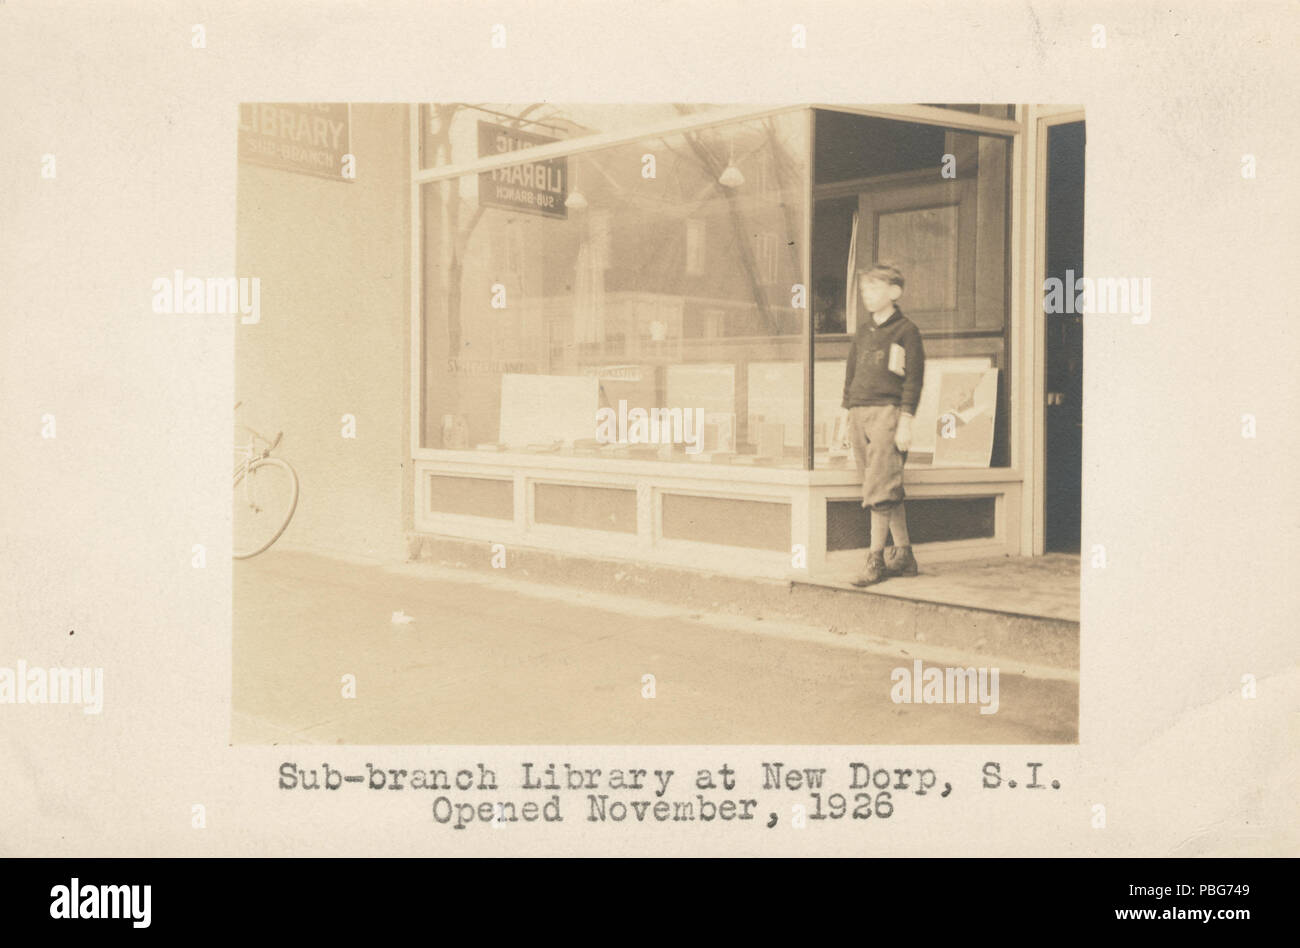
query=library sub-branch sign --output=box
[239,103,351,181]
[477,120,568,219]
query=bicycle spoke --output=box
[233,458,298,558]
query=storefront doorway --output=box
[1043,120,1085,552]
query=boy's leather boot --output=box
[884,545,919,577]
[852,549,888,587]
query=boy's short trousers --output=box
[847,404,906,511]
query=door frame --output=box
[852,169,979,334]
[1024,106,1085,555]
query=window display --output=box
[421,109,810,461]
[418,106,1014,472]
[812,111,1013,469]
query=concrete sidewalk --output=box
[808,553,1081,623]
[232,548,1079,745]
[407,536,1080,670]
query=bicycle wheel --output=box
[233,457,299,559]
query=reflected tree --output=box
[426,103,557,354]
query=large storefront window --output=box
[420,109,810,464]
[811,110,1013,469]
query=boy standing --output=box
[842,263,926,587]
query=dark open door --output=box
[1044,121,1085,552]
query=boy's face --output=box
[858,275,897,313]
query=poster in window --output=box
[814,360,847,450]
[909,356,992,455]
[931,368,998,468]
[498,374,598,448]
[666,364,736,418]
[746,361,803,446]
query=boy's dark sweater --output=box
[841,307,926,415]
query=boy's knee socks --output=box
[889,504,911,547]
[870,508,891,552]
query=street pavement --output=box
[233,550,1078,745]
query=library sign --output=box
[477,121,567,219]
[239,104,352,181]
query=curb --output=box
[407,534,1079,672]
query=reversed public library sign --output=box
[477,120,567,219]
[238,103,352,181]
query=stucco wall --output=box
[236,104,411,560]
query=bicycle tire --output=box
[232,457,299,559]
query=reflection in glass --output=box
[421,110,810,465]
[812,111,1012,469]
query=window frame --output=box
[410,104,1026,476]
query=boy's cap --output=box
[857,262,905,290]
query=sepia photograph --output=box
[232,103,1085,745]
[2,0,1295,904]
